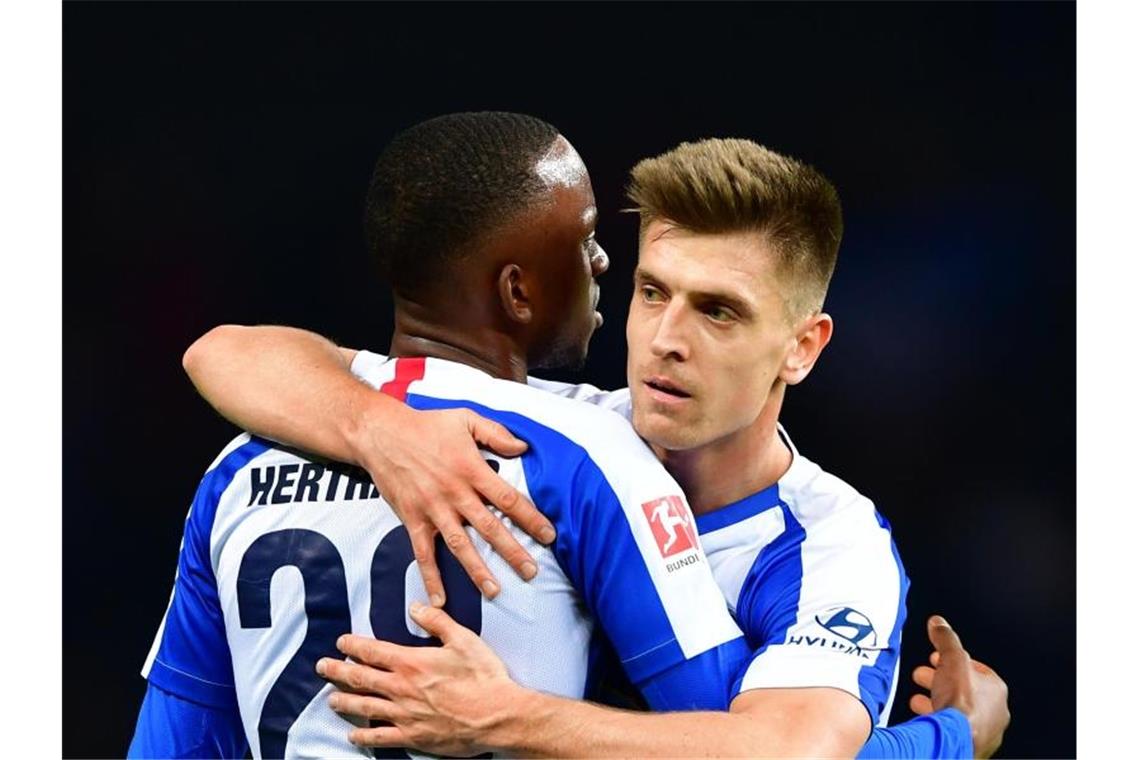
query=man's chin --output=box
[632,411,695,453]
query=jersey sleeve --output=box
[348,349,390,388]
[140,437,270,710]
[731,503,909,724]
[127,682,248,759]
[506,408,749,709]
[859,709,973,759]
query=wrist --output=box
[481,681,552,753]
[340,388,404,468]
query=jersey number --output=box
[237,526,482,758]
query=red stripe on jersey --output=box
[379,357,427,402]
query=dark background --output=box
[65,2,1074,757]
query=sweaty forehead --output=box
[534,135,589,190]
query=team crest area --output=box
[641,496,700,569]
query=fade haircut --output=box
[364,112,560,299]
[626,138,843,317]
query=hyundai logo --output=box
[815,607,877,647]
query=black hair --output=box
[364,111,561,298]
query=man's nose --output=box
[649,303,689,361]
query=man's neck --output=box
[389,305,529,383]
[655,388,793,516]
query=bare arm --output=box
[183,325,371,462]
[322,604,868,758]
[323,608,1008,758]
[483,685,866,758]
[182,325,557,602]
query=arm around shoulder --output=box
[182,324,383,463]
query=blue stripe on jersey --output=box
[857,511,910,719]
[405,394,692,689]
[127,683,248,759]
[694,484,780,535]
[147,437,271,709]
[731,502,806,654]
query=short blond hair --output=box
[626,138,843,316]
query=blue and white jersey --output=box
[522,371,910,726]
[141,356,748,759]
[695,427,908,727]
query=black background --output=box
[65,2,1074,757]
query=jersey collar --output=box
[692,422,800,535]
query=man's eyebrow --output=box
[633,267,755,316]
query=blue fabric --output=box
[127,683,247,759]
[638,639,752,712]
[859,708,973,759]
[732,502,807,656]
[857,512,911,720]
[693,484,781,534]
[407,393,748,706]
[147,438,270,708]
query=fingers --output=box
[335,634,402,670]
[912,664,935,691]
[464,410,555,547]
[328,691,406,722]
[927,615,966,655]
[454,491,539,582]
[409,602,471,647]
[407,523,446,607]
[927,615,969,670]
[317,657,405,697]
[467,411,529,458]
[929,650,941,668]
[348,725,408,749]
[437,518,501,598]
[469,459,555,547]
[909,693,934,715]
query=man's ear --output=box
[780,313,833,386]
[497,263,533,324]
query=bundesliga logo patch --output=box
[642,495,698,558]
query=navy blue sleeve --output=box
[127,682,248,759]
[143,439,269,707]
[858,709,973,759]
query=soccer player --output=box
[182,135,1008,756]
[127,113,753,758]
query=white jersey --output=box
[141,356,748,758]
[526,369,909,725]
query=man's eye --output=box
[706,305,734,322]
[642,286,664,303]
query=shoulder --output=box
[778,451,892,543]
[770,449,908,612]
[189,434,287,530]
[525,376,633,417]
[202,433,275,477]
[404,359,657,473]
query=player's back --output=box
[204,435,586,758]
[139,355,745,759]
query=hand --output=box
[910,615,1010,759]
[352,399,557,604]
[316,604,522,755]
